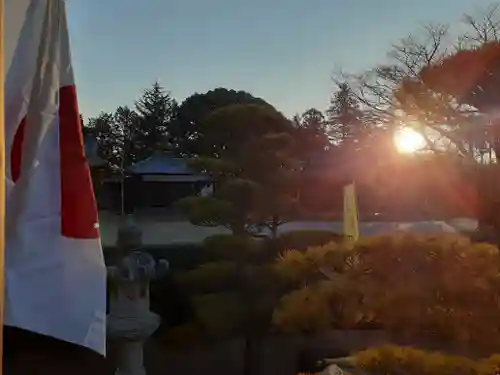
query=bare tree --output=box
[335,24,451,122]
[460,3,500,46]
[333,3,500,234]
[334,5,500,160]
[324,10,500,162]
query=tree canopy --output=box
[178,103,299,237]
[171,88,272,155]
[86,82,177,173]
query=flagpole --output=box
[0,0,6,372]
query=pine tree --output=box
[114,106,141,166]
[326,82,364,150]
[87,111,119,168]
[135,81,177,158]
[299,108,326,134]
[293,108,329,163]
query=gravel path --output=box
[98,212,477,246]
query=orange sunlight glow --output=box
[394,127,426,154]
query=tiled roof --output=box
[126,154,209,181]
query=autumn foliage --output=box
[353,346,500,375]
[273,234,500,356]
[421,41,500,110]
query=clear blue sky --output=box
[67,0,493,120]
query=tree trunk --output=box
[475,126,500,242]
[232,222,247,237]
[270,217,279,240]
[475,168,496,241]
[240,254,260,375]
[242,335,258,375]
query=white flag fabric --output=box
[4,0,106,355]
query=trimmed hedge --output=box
[103,229,343,271]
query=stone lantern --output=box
[107,215,168,375]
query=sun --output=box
[394,127,426,154]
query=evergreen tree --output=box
[135,81,177,158]
[299,108,326,131]
[114,106,141,166]
[326,82,365,150]
[293,108,330,163]
[87,106,143,174]
[178,104,299,238]
[172,88,271,156]
[87,111,118,169]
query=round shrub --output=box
[174,261,240,294]
[192,293,245,338]
[272,285,332,334]
[202,234,263,261]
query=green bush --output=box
[202,234,264,261]
[174,261,240,293]
[276,229,343,251]
[192,293,245,338]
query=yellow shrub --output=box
[274,241,346,284]
[353,346,479,375]
[275,233,500,353]
[477,354,500,375]
[272,285,331,333]
[276,229,343,251]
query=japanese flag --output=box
[4,0,106,355]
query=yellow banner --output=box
[343,183,359,242]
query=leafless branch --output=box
[461,3,500,45]
[329,5,500,161]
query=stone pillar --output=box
[107,215,169,375]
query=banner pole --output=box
[0,0,6,372]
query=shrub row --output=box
[105,229,342,345]
[354,346,500,375]
[273,234,500,356]
[103,229,343,270]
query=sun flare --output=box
[394,127,426,154]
